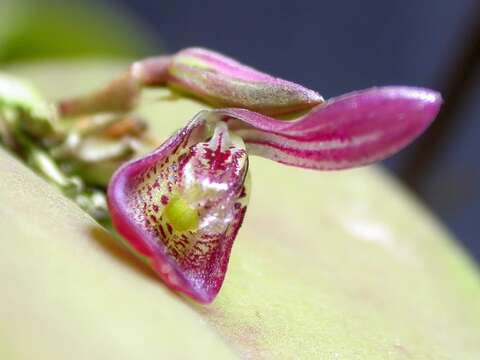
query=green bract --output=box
[0,72,56,135]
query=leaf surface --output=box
[1,61,479,359]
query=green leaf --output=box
[1,61,479,359]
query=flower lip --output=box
[107,114,250,303]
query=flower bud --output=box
[167,47,323,115]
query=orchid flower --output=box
[106,49,442,303]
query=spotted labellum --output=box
[106,49,442,303]
[108,117,250,303]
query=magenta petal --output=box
[167,47,324,115]
[107,115,250,303]
[214,86,442,169]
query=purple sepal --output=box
[217,86,442,169]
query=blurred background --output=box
[1,0,478,261]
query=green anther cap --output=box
[163,196,199,232]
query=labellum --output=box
[108,116,250,303]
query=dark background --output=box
[2,0,479,261]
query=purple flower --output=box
[107,85,441,303]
